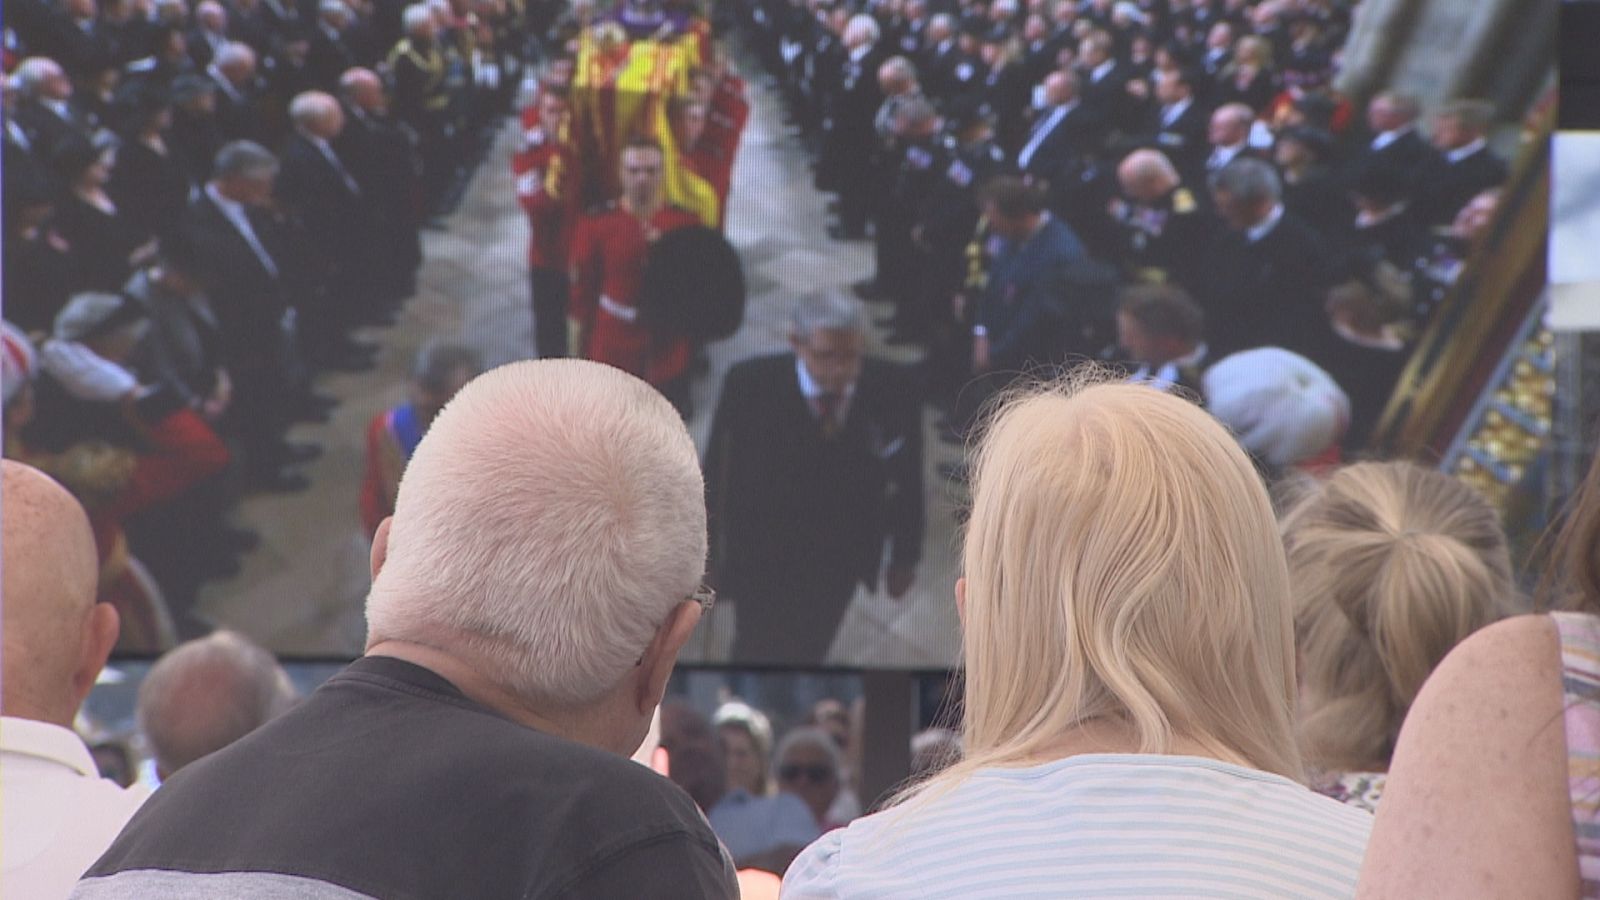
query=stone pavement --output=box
[199,69,965,669]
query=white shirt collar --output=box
[1129,342,1207,391]
[1091,59,1115,81]
[849,43,872,63]
[795,356,856,405]
[1370,124,1414,150]
[1445,137,1487,164]
[1162,96,1192,125]
[1246,203,1285,243]
[207,64,243,100]
[205,181,246,219]
[0,717,99,778]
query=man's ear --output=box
[955,577,968,630]
[370,517,393,580]
[72,602,121,709]
[635,601,702,716]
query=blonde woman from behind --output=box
[1284,462,1516,812]
[782,376,1371,899]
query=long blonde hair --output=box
[946,375,1303,787]
[1282,462,1515,774]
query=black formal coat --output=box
[15,98,96,158]
[1419,146,1508,226]
[1351,128,1439,191]
[1199,210,1338,363]
[1016,101,1105,183]
[107,137,194,240]
[54,192,149,293]
[179,190,291,374]
[1141,98,1209,177]
[705,353,925,604]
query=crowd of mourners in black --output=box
[2,0,544,642]
[737,0,1514,455]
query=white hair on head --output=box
[846,13,880,44]
[136,630,298,775]
[13,57,62,94]
[401,3,433,31]
[365,359,707,709]
[288,90,332,126]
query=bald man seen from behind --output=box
[1,461,149,899]
[74,360,739,900]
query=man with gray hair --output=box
[136,631,298,779]
[705,290,924,664]
[181,139,321,492]
[77,360,737,898]
[1420,98,1507,226]
[1200,157,1335,360]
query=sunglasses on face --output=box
[778,764,835,785]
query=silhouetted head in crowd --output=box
[1367,91,1420,136]
[408,339,481,431]
[947,376,1303,784]
[340,67,388,116]
[289,90,345,140]
[365,360,709,757]
[1208,102,1253,149]
[789,289,865,397]
[775,727,842,824]
[1209,157,1281,231]
[1204,348,1349,470]
[713,701,773,797]
[137,631,299,779]
[213,42,258,88]
[1283,462,1515,776]
[1117,148,1180,203]
[1116,283,1205,370]
[618,136,665,212]
[211,140,279,206]
[1,460,118,730]
[877,56,917,96]
[1431,98,1494,153]
[659,702,727,811]
[980,176,1047,241]
[14,57,73,101]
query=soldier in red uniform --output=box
[569,136,700,414]
[515,88,578,358]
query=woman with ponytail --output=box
[1282,462,1516,811]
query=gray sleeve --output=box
[546,833,739,900]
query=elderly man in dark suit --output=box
[704,289,924,665]
[336,67,421,307]
[820,13,887,240]
[277,89,376,367]
[1015,69,1102,185]
[1351,91,1438,190]
[1419,98,1508,227]
[1200,157,1338,364]
[180,140,320,492]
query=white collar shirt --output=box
[1208,141,1244,170]
[1160,97,1192,128]
[1018,100,1077,169]
[796,356,856,423]
[1128,342,1208,391]
[207,64,243,102]
[1370,124,1414,151]
[1246,203,1285,243]
[1091,59,1115,82]
[6,117,31,150]
[205,182,279,277]
[306,132,361,194]
[1,717,149,899]
[1446,137,1487,165]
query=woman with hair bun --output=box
[783,376,1371,898]
[1358,445,1600,897]
[1282,462,1516,811]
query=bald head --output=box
[340,66,385,113]
[1209,102,1253,146]
[290,90,344,139]
[2,461,117,727]
[1118,149,1180,202]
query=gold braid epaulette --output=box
[964,216,990,292]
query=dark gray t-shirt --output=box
[74,656,737,900]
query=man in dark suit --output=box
[820,14,887,239]
[1015,70,1103,185]
[181,140,319,491]
[277,90,376,369]
[1419,98,1508,227]
[705,290,924,665]
[1115,282,1210,399]
[207,41,265,141]
[336,67,421,305]
[307,0,361,91]
[1200,157,1338,364]
[188,0,234,68]
[12,57,98,158]
[1106,148,1213,293]
[1076,29,1133,133]
[1139,68,1209,180]
[1350,91,1438,192]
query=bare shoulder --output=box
[1357,614,1576,898]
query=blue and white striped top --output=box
[781,754,1372,899]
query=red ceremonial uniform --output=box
[569,203,700,385]
[514,115,578,269]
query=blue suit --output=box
[977,215,1089,371]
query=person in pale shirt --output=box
[136,630,300,780]
[0,460,149,899]
[783,376,1371,899]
